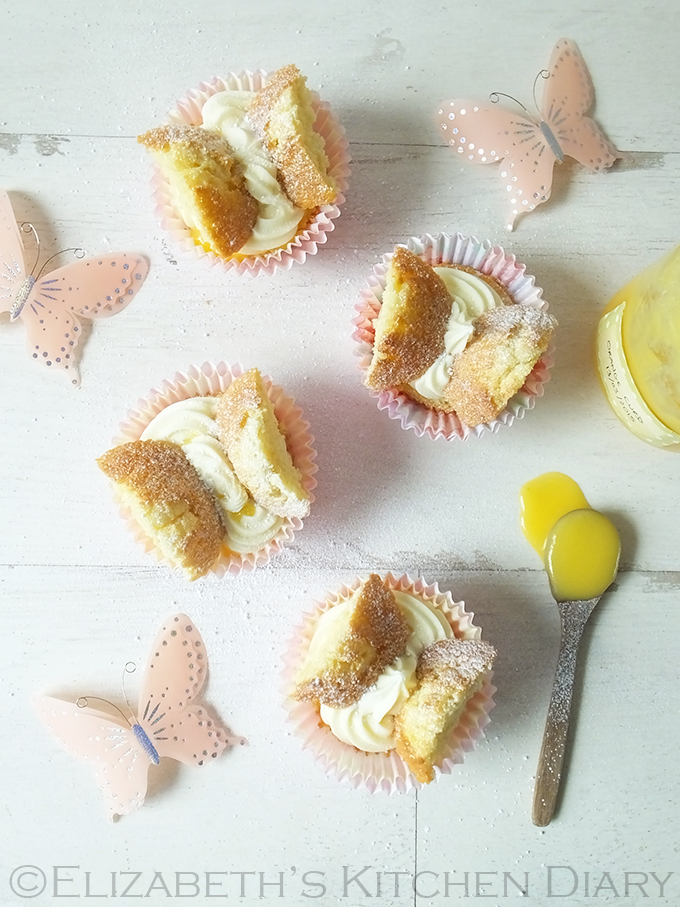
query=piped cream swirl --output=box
[318,591,454,753]
[140,397,283,552]
[201,90,304,254]
[410,268,503,401]
[222,499,284,554]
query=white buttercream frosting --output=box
[201,90,304,254]
[318,591,454,753]
[410,267,503,401]
[222,498,284,554]
[140,397,283,552]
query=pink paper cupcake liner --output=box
[282,572,496,793]
[108,361,317,577]
[149,70,350,277]
[352,232,555,440]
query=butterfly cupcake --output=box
[352,232,556,441]
[98,362,317,579]
[139,65,350,276]
[282,573,496,793]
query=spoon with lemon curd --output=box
[520,473,621,826]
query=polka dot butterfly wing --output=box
[0,189,148,384]
[136,614,231,768]
[437,39,620,230]
[35,614,237,819]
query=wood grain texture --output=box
[2,2,679,905]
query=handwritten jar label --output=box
[597,301,680,448]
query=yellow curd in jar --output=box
[520,473,621,601]
[596,245,680,449]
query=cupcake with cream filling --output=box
[99,362,316,579]
[140,66,350,276]
[283,573,496,792]
[353,233,556,440]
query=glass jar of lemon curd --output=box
[596,245,680,450]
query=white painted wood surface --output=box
[2,1,679,904]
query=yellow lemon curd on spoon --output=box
[520,472,621,600]
[545,509,620,601]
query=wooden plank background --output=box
[1,2,678,905]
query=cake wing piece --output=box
[365,246,453,392]
[97,439,225,580]
[394,638,496,783]
[216,368,310,519]
[138,124,259,258]
[246,64,338,209]
[295,573,411,708]
[443,304,557,426]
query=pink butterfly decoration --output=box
[35,613,243,819]
[437,38,620,230]
[0,189,148,385]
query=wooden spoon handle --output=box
[532,598,599,826]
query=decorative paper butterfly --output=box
[35,613,242,819]
[436,38,620,230]
[0,188,148,385]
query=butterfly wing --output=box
[541,38,620,170]
[35,695,150,819]
[0,189,27,315]
[17,253,148,383]
[136,614,232,767]
[437,100,558,229]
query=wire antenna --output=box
[532,69,550,114]
[489,91,533,119]
[76,696,132,727]
[36,247,86,280]
[121,662,137,718]
[19,222,41,276]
